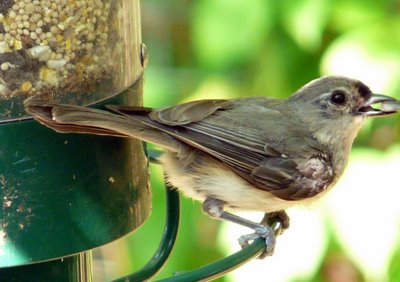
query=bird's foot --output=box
[202,197,288,259]
[238,224,276,258]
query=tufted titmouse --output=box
[26,76,399,256]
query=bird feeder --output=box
[0,0,150,279]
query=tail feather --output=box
[25,103,180,152]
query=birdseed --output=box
[0,0,120,103]
[381,100,400,112]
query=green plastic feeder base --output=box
[0,253,92,282]
[0,79,151,268]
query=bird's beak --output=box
[357,94,400,117]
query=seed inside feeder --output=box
[0,0,116,101]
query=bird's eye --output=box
[330,90,347,106]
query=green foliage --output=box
[191,0,274,71]
[389,239,400,282]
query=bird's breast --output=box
[160,151,304,212]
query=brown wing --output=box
[110,98,334,201]
[149,99,235,125]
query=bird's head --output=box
[288,76,398,155]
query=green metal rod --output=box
[156,221,282,282]
[157,238,266,282]
[112,180,180,282]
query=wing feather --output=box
[111,98,334,201]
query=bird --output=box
[25,75,399,256]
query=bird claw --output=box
[238,224,276,258]
[261,210,290,234]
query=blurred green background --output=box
[94,0,400,281]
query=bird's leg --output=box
[202,197,283,257]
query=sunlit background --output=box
[94,1,400,281]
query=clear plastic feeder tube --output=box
[0,0,143,121]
